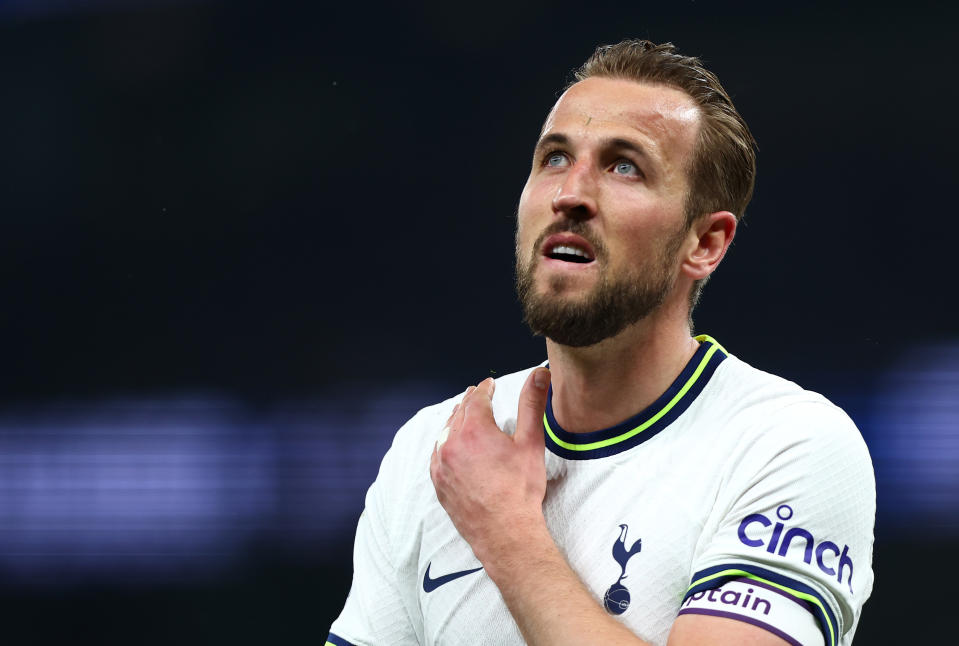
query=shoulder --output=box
[380,363,542,473]
[709,353,868,454]
[364,364,542,553]
[705,353,874,511]
[711,352,836,412]
[696,354,876,629]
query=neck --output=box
[545,298,699,433]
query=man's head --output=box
[575,40,756,231]
[515,40,756,346]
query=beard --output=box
[515,220,685,348]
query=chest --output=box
[412,450,721,646]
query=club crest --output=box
[604,523,642,615]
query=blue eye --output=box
[546,153,568,167]
[614,160,637,175]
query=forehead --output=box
[541,77,701,168]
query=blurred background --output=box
[1,0,956,642]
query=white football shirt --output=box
[328,336,875,646]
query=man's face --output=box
[515,76,701,347]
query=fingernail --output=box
[533,368,550,390]
[485,377,496,396]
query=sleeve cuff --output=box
[685,563,839,646]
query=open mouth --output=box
[546,243,594,264]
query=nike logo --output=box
[422,562,484,593]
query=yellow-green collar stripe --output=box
[543,336,723,452]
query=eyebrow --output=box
[605,137,652,161]
[534,132,571,153]
[534,132,654,163]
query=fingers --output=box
[436,378,497,460]
[441,387,472,439]
[444,374,540,447]
[433,381,486,478]
[435,381,480,455]
[515,368,550,449]
[461,378,495,428]
[436,422,451,448]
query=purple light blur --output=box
[0,384,449,585]
[2,344,956,588]
[870,342,959,534]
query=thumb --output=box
[515,368,550,449]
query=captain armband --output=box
[678,577,825,646]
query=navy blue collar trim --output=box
[543,338,727,460]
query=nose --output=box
[551,161,598,221]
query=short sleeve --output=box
[685,401,875,646]
[327,413,432,645]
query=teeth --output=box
[550,244,591,259]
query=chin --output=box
[543,271,599,296]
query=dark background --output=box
[1,0,956,643]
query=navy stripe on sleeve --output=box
[686,563,839,646]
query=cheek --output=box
[514,220,535,263]
[517,178,538,216]
[515,185,540,249]
[606,219,669,266]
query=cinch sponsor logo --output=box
[683,586,771,615]
[737,505,854,593]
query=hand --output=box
[432,370,655,646]
[430,368,552,565]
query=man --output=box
[327,40,874,646]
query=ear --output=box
[681,211,737,281]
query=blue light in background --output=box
[0,346,956,587]
[869,342,959,534]
[0,399,276,583]
[0,384,450,585]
